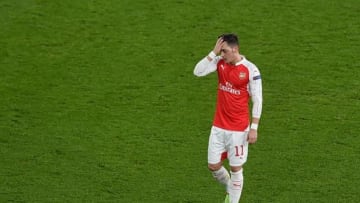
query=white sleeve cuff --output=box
[208,51,216,59]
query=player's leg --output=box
[208,162,229,187]
[208,126,230,188]
[228,166,244,203]
[226,130,249,203]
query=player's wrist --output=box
[250,123,258,130]
[208,51,216,59]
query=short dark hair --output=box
[218,33,239,47]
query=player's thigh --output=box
[226,130,249,167]
[208,126,226,165]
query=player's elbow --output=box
[193,71,203,77]
[252,98,263,108]
[193,67,205,77]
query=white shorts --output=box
[208,126,249,167]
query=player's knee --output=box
[208,163,222,171]
[230,165,242,173]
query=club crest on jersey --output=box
[239,72,246,80]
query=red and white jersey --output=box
[194,55,262,131]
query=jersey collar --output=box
[234,55,246,66]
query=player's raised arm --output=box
[193,37,224,77]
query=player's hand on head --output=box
[213,37,224,55]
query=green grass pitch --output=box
[0,0,359,202]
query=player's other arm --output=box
[248,66,262,144]
[249,67,263,127]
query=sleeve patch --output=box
[253,75,261,80]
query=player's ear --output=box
[233,46,239,53]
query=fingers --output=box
[248,137,257,144]
[216,38,224,47]
[247,130,257,144]
[213,38,224,55]
[248,138,256,144]
[216,37,224,44]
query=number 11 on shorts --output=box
[235,145,244,157]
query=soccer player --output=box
[193,33,263,203]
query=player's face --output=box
[220,42,237,64]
